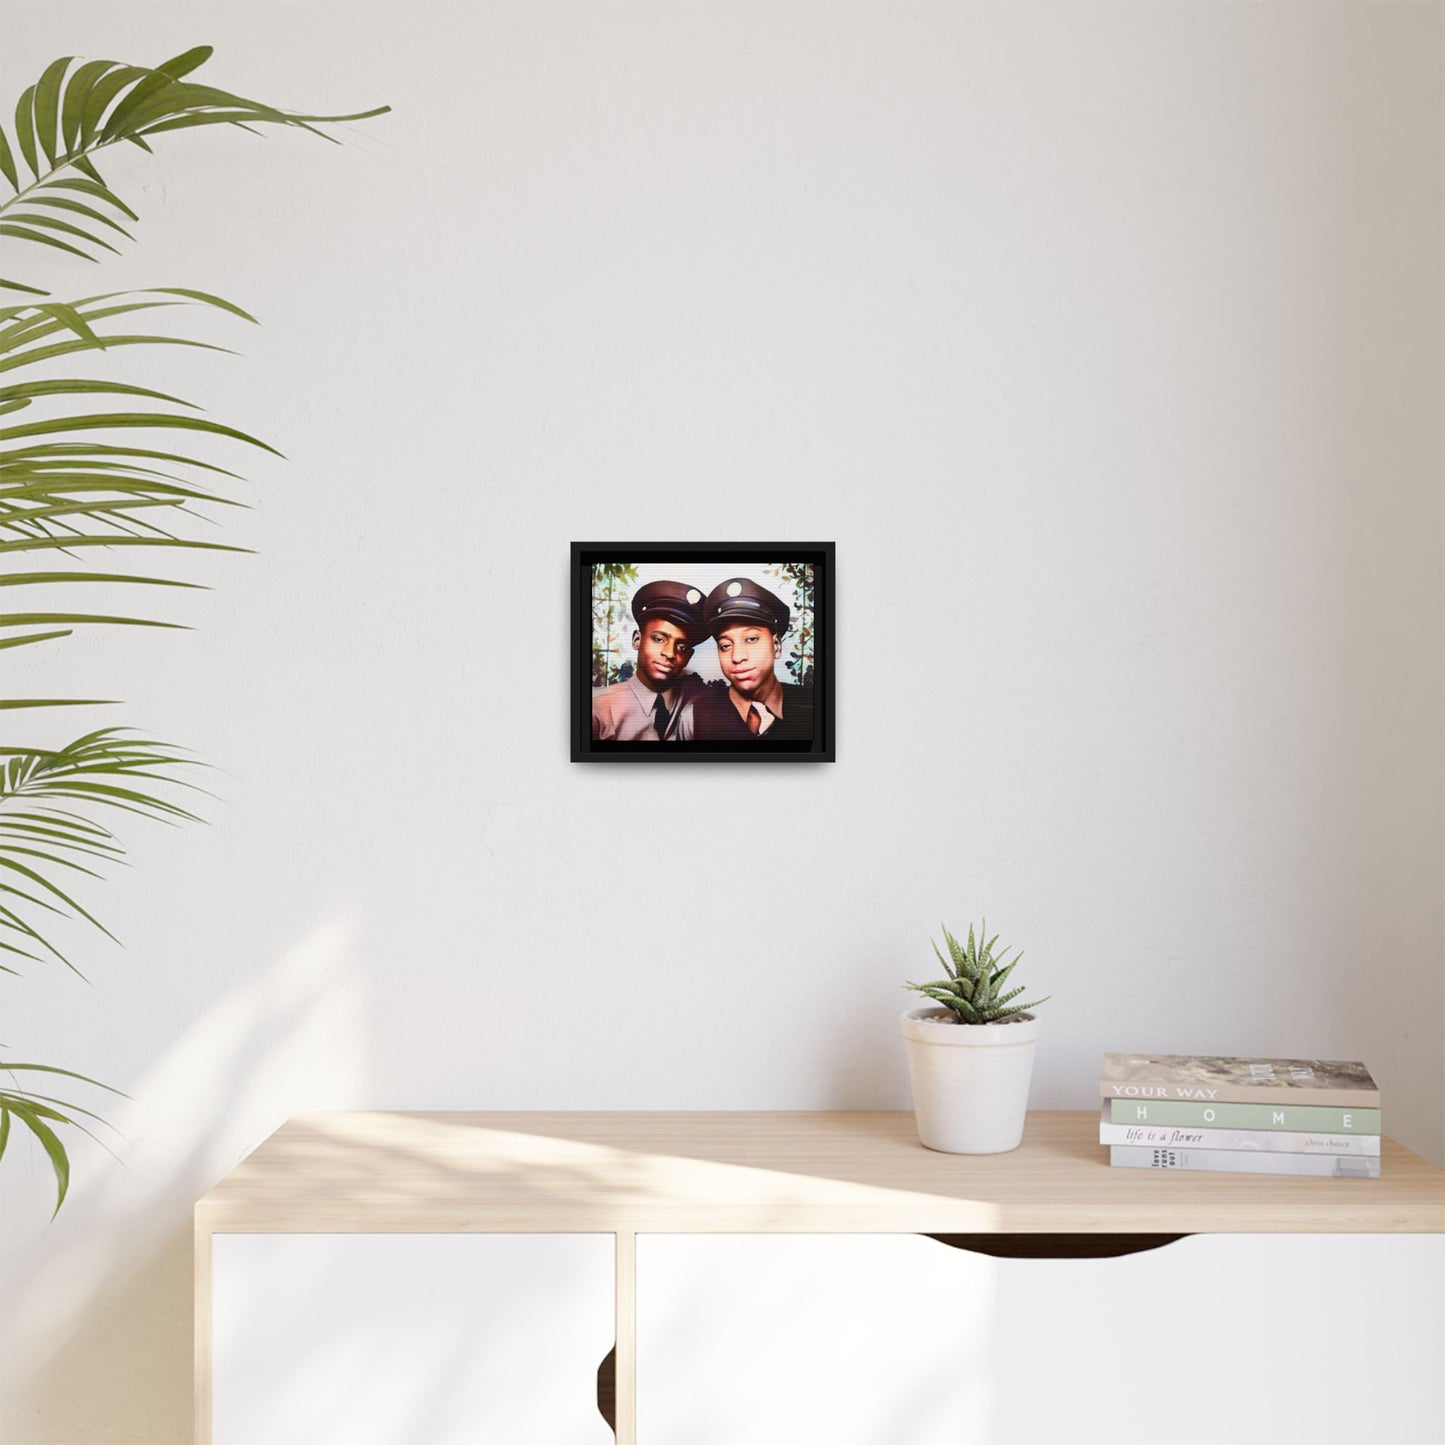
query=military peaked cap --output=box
[632,580,706,641]
[703,577,790,637]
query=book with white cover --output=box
[1110,1145,1380,1179]
[1097,1105,1380,1156]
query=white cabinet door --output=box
[636,1233,1445,1445]
[213,1233,614,1445]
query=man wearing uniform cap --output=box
[695,576,814,742]
[591,580,708,741]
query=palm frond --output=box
[0,729,204,974]
[0,288,264,710]
[0,1058,127,1214]
[1,47,388,294]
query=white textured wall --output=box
[3,3,1441,1441]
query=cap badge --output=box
[686,588,701,604]
[726,581,743,597]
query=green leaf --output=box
[8,507,178,541]
[0,890,68,929]
[33,302,104,347]
[145,287,257,323]
[0,333,236,376]
[1,305,180,357]
[3,476,231,506]
[1,286,253,348]
[102,72,184,142]
[33,57,75,170]
[1,842,104,879]
[60,60,118,154]
[918,987,961,1005]
[156,46,214,80]
[13,87,39,180]
[0,126,18,191]
[0,611,185,630]
[3,210,119,254]
[6,1102,70,1214]
[0,822,122,859]
[1009,996,1050,1015]
[0,854,114,936]
[139,111,294,137]
[1,279,48,298]
[0,1089,113,1129]
[78,66,149,149]
[930,937,955,980]
[46,178,138,221]
[123,81,306,134]
[27,194,135,239]
[0,535,247,556]
[942,924,965,973]
[0,377,193,407]
[0,629,72,651]
[0,570,206,590]
[0,698,116,709]
[0,224,94,262]
[0,411,282,455]
[21,779,198,823]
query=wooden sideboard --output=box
[195,1110,1445,1444]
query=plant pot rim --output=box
[900,1006,1042,1046]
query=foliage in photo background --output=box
[0,45,386,1211]
[590,562,639,686]
[590,559,816,688]
[763,561,814,686]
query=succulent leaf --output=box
[930,937,955,981]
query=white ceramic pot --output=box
[900,1007,1041,1154]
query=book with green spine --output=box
[1108,1098,1380,1133]
[1097,1104,1381,1155]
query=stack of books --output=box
[1099,1053,1381,1178]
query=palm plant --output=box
[0,45,386,1211]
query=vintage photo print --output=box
[571,543,834,761]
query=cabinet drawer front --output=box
[637,1233,1444,1445]
[213,1233,614,1445]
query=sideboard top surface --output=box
[194,1111,1445,1234]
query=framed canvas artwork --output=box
[572,542,835,762]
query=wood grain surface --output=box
[196,1110,1445,1235]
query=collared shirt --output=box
[691,677,814,742]
[727,674,785,736]
[591,673,704,741]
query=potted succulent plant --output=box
[901,922,1050,1154]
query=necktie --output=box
[747,705,761,735]
[653,694,671,738]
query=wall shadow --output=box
[2,914,365,1445]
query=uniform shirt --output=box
[693,679,814,742]
[591,673,705,741]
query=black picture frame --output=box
[572,542,836,762]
